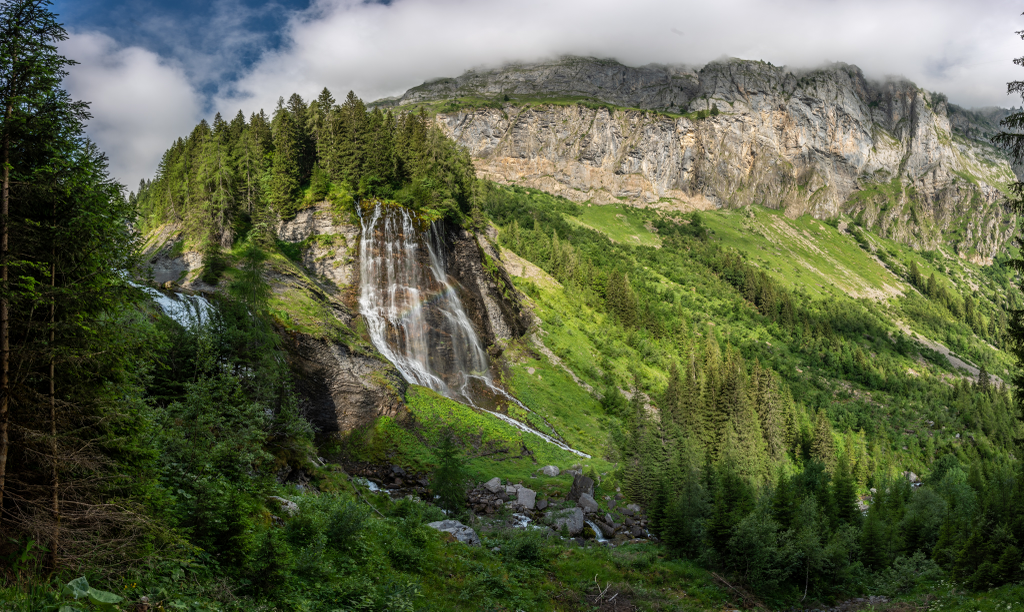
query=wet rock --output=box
[541,465,560,477]
[427,520,480,546]
[593,520,616,538]
[577,493,600,514]
[568,473,594,502]
[286,333,406,434]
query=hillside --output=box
[7,57,1024,612]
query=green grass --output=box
[343,386,602,485]
[701,207,902,299]
[564,203,663,247]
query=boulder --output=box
[626,503,642,515]
[268,496,299,517]
[552,507,585,536]
[483,477,503,493]
[516,487,537,510]
[536,499,548,511]
[905,471,920,483]
[577,493,600,514]
[568,473,594,502]
[427,520,480,546]
[593,520,616,538]
[541,465,560,477]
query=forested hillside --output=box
[6,1,1024,610]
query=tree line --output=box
[134,90,478,249]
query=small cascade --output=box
[357,203,591,458]
[134,282,212,328]
[586,520,610,544]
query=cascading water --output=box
[358,203,491,403]
[358,203,590,458]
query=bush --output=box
[874,552,943,596]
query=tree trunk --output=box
[1,100,12,526]
[49,239,58,570]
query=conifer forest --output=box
[7,0,1024,610]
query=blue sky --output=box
[50,0,1024,186]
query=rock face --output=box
[386,56,699,112]
[427,520,480,546]
[390,56,1017,259]
[276,205,360,287]
[577,493,600,514]
[516,487,537,510]
[285,332,406,433]
[443,223,530,346]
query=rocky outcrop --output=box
[276,205,360,288]
[383,56,699,112]
[427,520,480,546]
[444,224,530,349]
[285,332,406,433]
[393,57,1017,258]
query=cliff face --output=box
[394,57,1017,260]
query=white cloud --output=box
[60,0,1024,185]
[216,0,1024,116]
[61,31,203,187]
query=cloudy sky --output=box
[52,0,1024,188]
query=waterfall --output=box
[358,203,492,404]
[357,203,591,458]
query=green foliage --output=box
[137,92,477,241]
[430,431,469,517]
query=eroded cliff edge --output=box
[385,56,1018,261]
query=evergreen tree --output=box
[431,431,469,518]
[0,0,142,565]
[269,98,303,219]
[810,409,837,472]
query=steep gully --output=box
[357,203,590,458]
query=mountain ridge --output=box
[380,56,1020,262]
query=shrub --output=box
[874,552,943,596]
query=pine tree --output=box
[810,409,837,473]
[431,430,469,518]
[908,259,921,288]
[269,98,302,219]
[0,0,142,564]
[700,334,722,454]
[663,362,683,426]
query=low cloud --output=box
[217,0,1024,116]
[60,0,1024,185]
[61,31,203,186]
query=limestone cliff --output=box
[386,56,1019,261]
